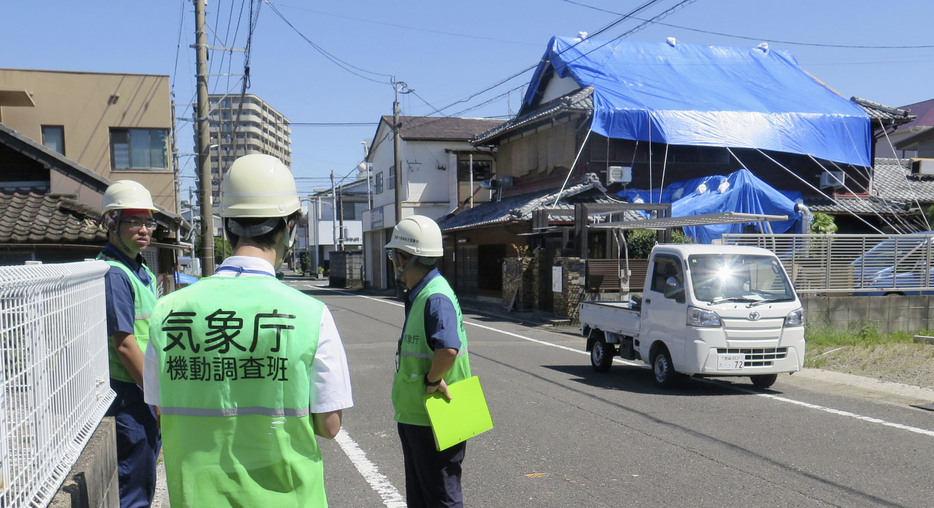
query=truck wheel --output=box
[750,374,778,389]
[590,334,614,372]
[652,348,676,388]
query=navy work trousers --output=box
[397,422,466,508]
[107,379,161,508]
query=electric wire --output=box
[265,0,392,84]
[564,0,934,50]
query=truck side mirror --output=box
[664,276,685,303]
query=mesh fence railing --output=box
[0,261,114,508]
[721,233,934,294]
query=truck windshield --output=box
[688,254,795,304]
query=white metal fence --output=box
[721,233,934,294]
[0,261,114,508]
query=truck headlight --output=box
[784,308,805,327]
[687,306,721,327]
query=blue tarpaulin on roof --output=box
[617,169,803,244]
[525,36,872,167]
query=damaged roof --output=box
[438,173,642,232]
[472,86,593,145]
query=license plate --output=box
[718,353,745,370]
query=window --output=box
[375,172,384,194]
[41,125,65,154]
[110,128,169,170]
[651,255,683,295]
[388,166,396,190]
[457,158,493,181]
[336,201,369,220]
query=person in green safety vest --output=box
[97,179,162,508]
[143,154,353,507]
[386,215,472,508]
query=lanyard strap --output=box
[215,266,276,278]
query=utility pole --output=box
[195,0,214,275]
[392,78,412,224]
[361,140,372,210]
[330,171,339,255]
[338,189,346,252]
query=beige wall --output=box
[496,119,578,180]
[0,69,177,213]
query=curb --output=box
[792,368,934,403]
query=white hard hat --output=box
[220,154,301,218]
[102,180,157,215]
[385,215,443,257]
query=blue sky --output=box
[2,0,933,197]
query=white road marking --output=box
[754,392,934,437]
[334,430,406,508]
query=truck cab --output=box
[580,244,805,388]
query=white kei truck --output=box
[579,243,805,388]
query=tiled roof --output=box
[803,158,934,220]
[851,96,914,125]
[438,173,642,232]
[873,158,934,203]
[0,192,107,244]
[804,195,911,215]
[472,86,594,144]
[378,116,505,141]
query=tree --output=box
[810,213,837,234]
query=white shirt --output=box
[143,255,353,413]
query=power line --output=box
[270,2,541,47]
[412,0,668,119]
[265,1,392,84]
[564,0,934,49]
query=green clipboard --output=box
[423,376,494,451]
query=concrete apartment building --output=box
[206,93,292,201]
[0,69,179,211]
[0,68,185,273]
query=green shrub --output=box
[626,229,689,258]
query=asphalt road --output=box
[159,279,934,508]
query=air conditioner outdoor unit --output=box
[607,165,632,185]
[910,158,934,176]
[819,171,845,189]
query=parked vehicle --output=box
[579,244,805,388]
[850,232,934,295]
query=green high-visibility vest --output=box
[149,276,327,507]
[98,254,157,383]
[393,274,471,426]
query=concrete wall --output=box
[49,417,118,508]
[801,294,934,334]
